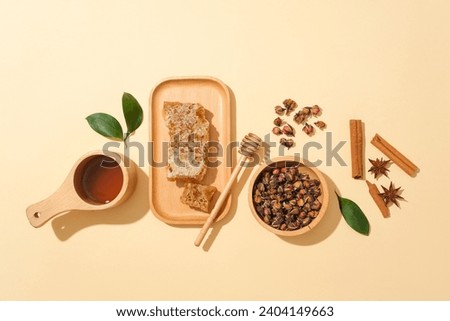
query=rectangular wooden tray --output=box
[149,76,232,225]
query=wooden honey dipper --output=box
[194,133,262,247]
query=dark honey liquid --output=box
[81,156,123,204]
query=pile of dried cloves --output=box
[252,164,322,231]
[273,99,327,149]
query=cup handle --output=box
[26,182,77,228]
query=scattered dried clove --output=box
[281,124,295,137]
[283,98,298,116]
[302,123,314,135]
[275,105,285,115]
[272,127,282,135]
[273,117,283,126]
[280,138,294,149]
[273,98,325,144]
[314,120,326,130]
[301,106,311,115]
[311,105,321,116]
[293,111,307,124]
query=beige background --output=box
[1,0,450,300]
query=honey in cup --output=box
[26,151,137,228]
[75,155,124,204]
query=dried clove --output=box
[302,123,314,135]
[283,98,298,116]
[301,106,311,115]
[293,111,307,124]
[272,98,326,143]
[311,105,321,116]
[272,127,282,135]
[275,105,285,115]
[273,117,283,126]
[281,124,295,137]
[314,121,326,130]
[280,138,294,149]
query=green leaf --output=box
[86,113,124,141]
[336,194,370,235]
[122,92,143,141]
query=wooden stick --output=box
[366,180,390,218]
[194,154,246,247]
[350,119,364,179]
[371,134,418,176]
[194,133,262,247]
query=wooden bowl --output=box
[248,156,329,236]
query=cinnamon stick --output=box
[350,119,364,179]
[371,133,418,177]
[366,180,390,218]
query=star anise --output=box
[368,158,391,179]
[379,182,404,207]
